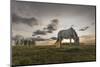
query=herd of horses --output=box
[13,27,80,47]
[15,38,35,46]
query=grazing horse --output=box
[15,37,24,46]
[23,38,36,46]
[55,27,79,48]
[15,38,35,46]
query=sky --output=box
[11,0,96,43]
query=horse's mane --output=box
[69,27,78,37]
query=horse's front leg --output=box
[59,40,62,48]
[70,38,71,46]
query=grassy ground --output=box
[12,44,96,66]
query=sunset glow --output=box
[62,39,74,43]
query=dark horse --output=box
[55,27,79,48]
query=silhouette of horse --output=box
[15,36,24,46]
[15,38,35,46]
[23,38,35,46]
[55,27,79,48]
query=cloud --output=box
[44,19,59,33]
[50,37,57,40]
[78,22,95,31]
[32,36,46,41]
[12,14,38,27]
[79,26,90,31]
[32,30,46,36]
[32,19,59,36]
[12,34,24,40]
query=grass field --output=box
[12,44,96,66]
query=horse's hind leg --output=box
[54,39,60,48]
[54,39,58,45]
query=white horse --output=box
[55,27,79,47]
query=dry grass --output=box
[12,44,96,66]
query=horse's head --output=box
[74,37,79,45]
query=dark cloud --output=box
[50,37,57,40]
[32,30,46,36]
[32,36,46,41]
[46,30,53,33]
[79,26,90,31]
[78,22,95,31]
[45,19,59,33]
[32,19,59,36]
[12,14,38,27]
